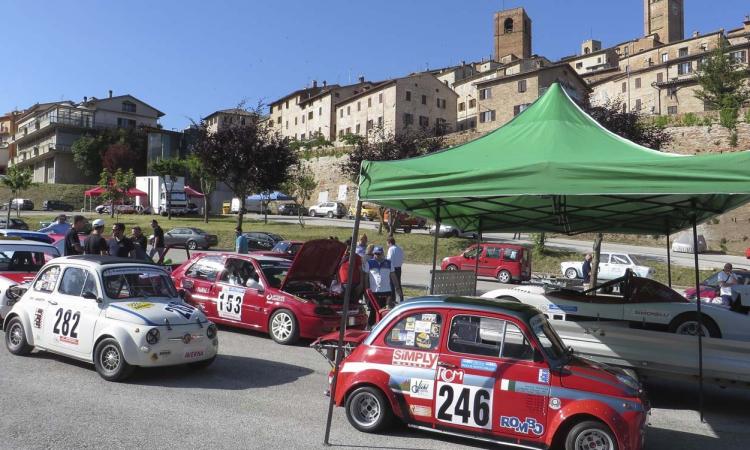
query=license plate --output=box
[348,316,357,326]
[184,350,205,359]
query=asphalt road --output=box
[1,325,749,450]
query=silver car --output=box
[163,227,218,250]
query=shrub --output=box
[729,131,739,148]
[681,113,699,126]
[720,107,738,130]
[653,115,670,128]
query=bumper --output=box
[298,312,368,339]
[127,335,218,367]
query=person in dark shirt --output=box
[130,226,148,260]
[84,219,109,255]
[149,219,166,264]
[582,253,593,284]
[64,215,87,256]
[109,223,135,258]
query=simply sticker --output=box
[421,313,437,322]
[409,405,432,417]
[405,332,415,347]
[392,349,438,369]
[549,398,562,410]
[405,317,416,331]
[409,378,434,399]
[414,320,432,333]
[538,369,550,384]
[461,359,498,372]
[127,302,154,310]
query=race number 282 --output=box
[435,382,492,429]
[52,308,80,338]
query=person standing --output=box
[109,223,135,258]
[718,263,738,306]
[235,227,249,254]
[338,238,363,303]
[355,234,368,257]
[130,226,148,260]
[582,254,593,284]
[37,214,71,235]
[365,246,402,326]
[64,215,86,256]
[84,219,109,255]
[149,219,166,264]
[386,236,404,300]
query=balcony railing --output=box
[13,113,94,142]
[10,142,71,166]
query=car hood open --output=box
[281,239,346,290]
[0,272,37,285]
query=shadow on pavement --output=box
[328,422,494,450]
[130,353,314,389]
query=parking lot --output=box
[1,325,749,450]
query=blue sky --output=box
[2,0,748,130]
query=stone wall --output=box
[662,122,750,154]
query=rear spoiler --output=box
[311,329,370,367]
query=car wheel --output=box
[446,264,458,271]
[187,240,198,250]
[345,386,393,433]
[497,270,512,284]
[450,229,459,238]
[188,355,216,370]
[565,420,618,450]
[309,210,316,217]
[269,309,299,345]
[327,211,334,218]
[94,338,135,382]
[565,268,579,279]
[403,227,411,233]
[5,317,32,356]
[668,313,721,338]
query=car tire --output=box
[327,211,334,218]
[5,317,33,356]
[269,309,299,345]
[497,270,512,284]
[94,338,135,382]
[345,386,393,433]
[565,420,618,450]
[188,355,216,370]
[450,229,459,238]
[309,210,316,217]
[668,313,721,338]
[187,240,198,250]
[446,264,458,271]
[403,227,411,233]
[565,268,579,279]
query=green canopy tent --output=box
[323,83,750,441]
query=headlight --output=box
[146,328,160,345]
[206,324,217,339]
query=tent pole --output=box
[474,219,482,296]
[323,200,362,445]
[666,233,672,288]
[692,217,704,422]
[429,201,442,295]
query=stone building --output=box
[202,108,256,134]
[332,72,457,145]
[494,7,532,61]
[10,92,163,184]
[475,64,588,133]
[644,0,685,44]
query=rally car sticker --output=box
[33,308,43,328]
[266,294,286,303]
[549,397,562,410]
[409,378,434,399]
[52,308,81,346]
[414,320,432,333]
[405,332,415,347]
[391,349,438,369]
[500,416,544,436]
[127,302,154,310]
[405,317,416,331]
[538,368,550,384]
[164,302,196,320]
[460,358,497,372]
[415,332,432,349]
[409,405,432,417]
[436,381,493,429]
[217,287,245,321]
[546,304,578,313]
[633,309,671,318]
[499,378,642,413]
[421,313,437,322]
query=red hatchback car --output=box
[171,239,367,344]
[326,296,648,450]
[441,243,531,284]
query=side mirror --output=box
[82,291,102,303]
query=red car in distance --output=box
[171,239,367,344]
[441,243,531,284]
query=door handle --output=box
[47,300,58,305]
[437,361,457,369]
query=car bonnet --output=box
[281,239,346,290]
[107,299,206,326]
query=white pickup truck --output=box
[561,253,654,280]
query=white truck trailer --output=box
[136,176,189,216]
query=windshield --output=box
[271,242,289,253]
[529,314,567,361]
[629,255,641,265]
[0,245,60,271]
[260,260,290,289]
[103,267,176,299]
[167,192,187,202]
[191,228,207,235]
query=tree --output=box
[72,135,104,178]
[185,154,217,224]
[584,99,672,150]
[102,143,140,172]
[340,125,447,233]
[694,41,750,146]
[1,166,33,223]
[281,162,318,227]
[98,168,135,219]
[190,110,297,231]
[150,157,187,220]
[72,128,148,178]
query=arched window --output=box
[504,18,513,34]
[584,47,590,54]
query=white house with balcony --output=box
[10,92,164,184]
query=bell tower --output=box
[494,7,532,61]
[644,0,684,43]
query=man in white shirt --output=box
[386,236,404,299]
[365,246,402,325]
[37,215,71,235]
[717,263,738,306]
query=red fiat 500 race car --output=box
[171,239,367,344]
[321,296,648,450]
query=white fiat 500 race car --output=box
[3,255,218,381]
[560,253,653,280]
[482,271,750,341]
